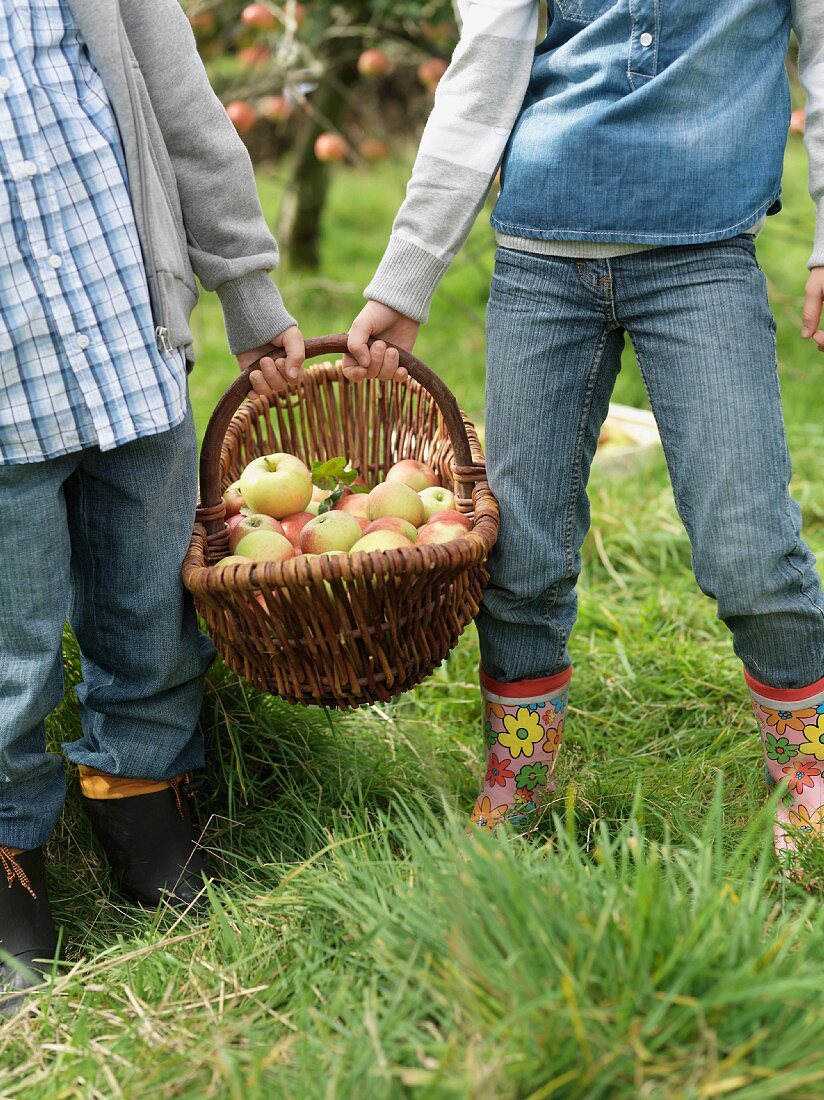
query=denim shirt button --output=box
[639,32,653,46]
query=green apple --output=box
[384,459,439,493]
[228,513,285,553]
[239,453,313,519]
[233,529,295,563]
[350,531,415,554]
[419,486,456,521]
[300,512,362,554]
[214,555,250,567]
[367,482,425,527]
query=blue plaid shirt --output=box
[0,0,188,465]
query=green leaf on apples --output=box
[312,456,363,495]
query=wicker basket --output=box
[182,334,499,709]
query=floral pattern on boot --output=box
[745,668,824,860]
[470,667,572,832]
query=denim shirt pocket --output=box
[554,0,616,24]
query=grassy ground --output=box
[3,141,824,1096]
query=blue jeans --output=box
[478,237,824,689]
[0,407,215,849]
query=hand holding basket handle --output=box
[185,333,499,708]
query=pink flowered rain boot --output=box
[745,669,824,859]
[470,667,572,832]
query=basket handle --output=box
[198,333,481,536]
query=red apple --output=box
[229,513,284,553]
[260,95,293,122]
[300,512,362,554]
[418,58,448,90]
[226,100,257,133]
[335,493,371,520]
[425,509,471,531]
[314,132,349,163]
[222,482,246,517]
[234,529,295,563]
[364,517,418,543]
[226,510,253,532]
[241,3,277,29]
[385,459,439,493]
[359,138,389,162]
[358,48,390,78]
[417,518,469,546]
[189,11,216,33]
[237,45,271,69]
[280,511,314,547]
[367,483,425,527]
[419,485,456,520]
[350,531,414,554]
[239,453,313,518]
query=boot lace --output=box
[0,847,37,899]
[169,773,197,820]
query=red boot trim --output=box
[744,667,824,706]
[480,665,572,699]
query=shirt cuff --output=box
[216,270,297,355]
[363,236,450,324]
[809,199,824,268]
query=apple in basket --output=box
[384,460,439,493]
[300,512,363,555]
[364,517,418,543]
[214,555,250,568]
[239,453,312,518]
[367,483,425,527]
[228,513,284,552]
[417,515,470,546]
[426,509,471,532]
[233,529,295,563]
[418,486,456,521]
[335,493,371,521]
[350,530,415,554]
[222,482,246,517]
[280,511,315,547]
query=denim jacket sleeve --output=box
[363,0,541,323]
[793,0,824,268]
[118,0,296,351]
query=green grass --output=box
[3,140,824,1096]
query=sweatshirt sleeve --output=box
[363,0,540,323]
[118,0,296,352]
[793,0,824,268]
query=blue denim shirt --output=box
[491,0,793,245]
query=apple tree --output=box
[182,0,458,267]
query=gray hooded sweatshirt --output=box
[68,0,296,363]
